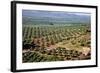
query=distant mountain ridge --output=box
[22,10,91,25]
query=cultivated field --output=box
[22,24,91,63]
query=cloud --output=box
[67,12,91,16]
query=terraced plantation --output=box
[22,25,91,63]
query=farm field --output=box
[22,24,91,63]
